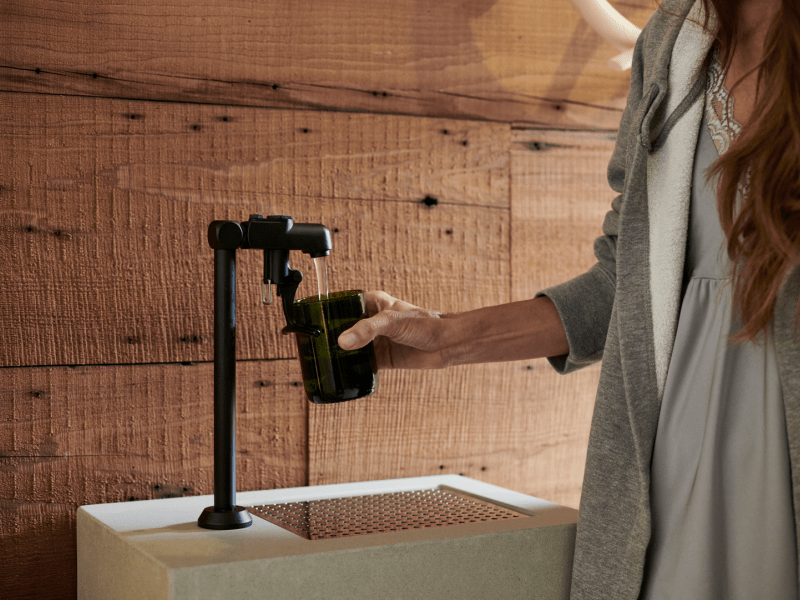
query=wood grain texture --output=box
[510,128,618,297]
[309,362,596,509]
[0,93,510,367]
[0,360,307,599]
[1,0,654,128]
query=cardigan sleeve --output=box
[535,25,649,375]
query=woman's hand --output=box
[338,291,452,370]
[338,291,570,371]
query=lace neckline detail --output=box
[705,42,743,157]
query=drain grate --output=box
[247,488,529,540]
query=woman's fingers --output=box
[338,291,440,351]
[339,309,409,350]
[337,290,448,370]
[338,313,381,350]
[339,291,397,349]
[364,290,395,317]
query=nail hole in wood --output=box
[420,195,438,207]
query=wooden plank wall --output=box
[0,0,655,598]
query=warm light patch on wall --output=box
[467,0,656,127]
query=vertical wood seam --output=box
[510,126,518,304]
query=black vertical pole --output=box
[199,226,252,530]
[214,247,236,512]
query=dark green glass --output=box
[291,290,378,404]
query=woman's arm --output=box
[340,16,653,375]
[338,292,569,370]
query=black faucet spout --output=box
[243,215,332,258]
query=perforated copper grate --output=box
[247,488,529,540]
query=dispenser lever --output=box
[261,280,273,306]
[278,269,321,337]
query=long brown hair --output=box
[699,0,800,340]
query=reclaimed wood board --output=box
[0,93,510,367]
[0,360,307,599]
[1,501,77,600]
[309,361,597,509]
[1,0,655,128]
[510,127,619,297]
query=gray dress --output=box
[638,99,799,597]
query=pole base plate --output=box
[198,505,253,530]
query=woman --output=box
[339,0,800,597]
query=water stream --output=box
[313,256,329,301]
